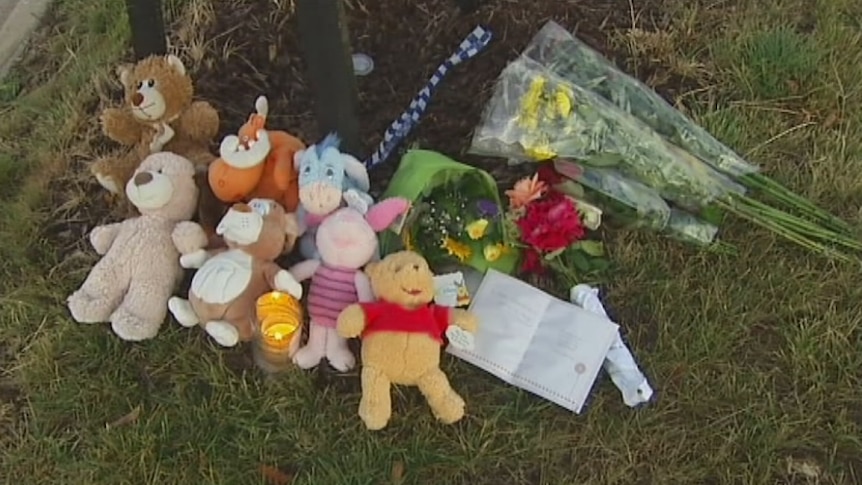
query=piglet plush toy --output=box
[289,197,410,371]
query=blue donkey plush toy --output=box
[294,133,375,259]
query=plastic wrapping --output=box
[522,20,759,177]
[469,58,745,212]
[554,159,671,231]
[664,208,719,246]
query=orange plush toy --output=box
[208,96,305,216]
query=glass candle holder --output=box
[253,291,302,373]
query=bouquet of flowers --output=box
[469,40,861,260]
[503,167,610,286]
[379,149,520,274]
[404,178,511,270]
[522,20,853,236]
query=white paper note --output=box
[447,269,619,413]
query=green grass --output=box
[3,0,862,483]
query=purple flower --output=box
[476,199,499,218]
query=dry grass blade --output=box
[105,405,141,429]
[390,460,405,484]
[259,464,294,485]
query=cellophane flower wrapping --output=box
[469,57,746,210]
[379,149,521,274]
[521,20,759,178]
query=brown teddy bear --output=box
[67,152,210,341]
[167,199,304,347]
[91,54,219,196]
[336,250,479,430]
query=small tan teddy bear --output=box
[91,54,219,196]
[67,152,209,341]
[167,199,303,347]
[336,250,479,430]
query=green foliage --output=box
[712,25,824,100]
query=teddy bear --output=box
[336,250,479,430]
[288,198,410,372]
[67,152,210,341]
[167,198,304,347]
[91,54,220,197]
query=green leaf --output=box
[583,153,623,167]
[578,240,605,257]
[589,258,611,272]
[700,205,725,226]
[554,180,585,199]
[569,250,592,271]
[544,248,565,260]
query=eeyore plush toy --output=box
[294,133,375,259]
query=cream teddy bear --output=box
[67,152,208,341]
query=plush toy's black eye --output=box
[146,79,155,88]
[303,166,311,174]
[325,168,334,177]
[136,81,144,89]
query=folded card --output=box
[447,269,619,413]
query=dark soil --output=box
[187,0,668,190]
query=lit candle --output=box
[253,291,302,373]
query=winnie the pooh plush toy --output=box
[92,54,219,196]
[67,152,209,341]
[336,250,479,430]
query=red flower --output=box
[516,191,585,252]
[536,164,564,186]
[520,248,545,275]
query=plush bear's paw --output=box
[180,249,209,269]
[204,321,240,347]
[343,189,369,215]
[168,297,199,327]
[335,304,366,339]
[292,344,325,370]
[93,172,123,196]
[110,306,160,341]
[89,226,115,255]
[172,221,208,255]
[324,330,355,372]
[274,270,303,299]
[67,290,114,323]
[359,401,391,431]
[432,391,466,425]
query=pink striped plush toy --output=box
[288,197,410,371]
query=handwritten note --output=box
[447,269,619,413]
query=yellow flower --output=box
[525,144,556,161]
[466,219,489,240]
[440,237,472,262]
[483,243,506,262]
[554,86,574,118]
[517,77,546,130]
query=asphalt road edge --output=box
[0,0,53,79]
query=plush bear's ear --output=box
[116,64,134,88]
[166,54,187,76]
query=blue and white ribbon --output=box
[364,25,493,169]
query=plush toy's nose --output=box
[133,172,153,186]
[232,203,251,213]
[131,92,144,106]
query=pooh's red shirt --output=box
[358,301,451,343]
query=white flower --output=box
[576,200,603,230]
